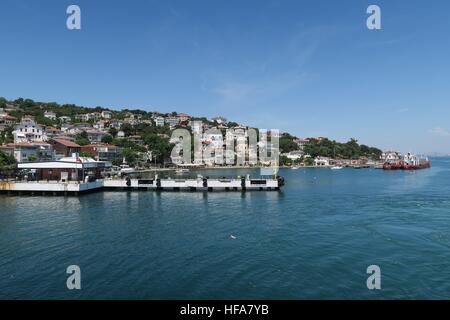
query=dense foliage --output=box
[303,138,382,159]
[0,150,16,167]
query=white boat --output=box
[175,168,190,174]
[291,166,299,170]
[331,166,343,170]
[120,165,135,174]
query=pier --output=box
[0,176,284,195]
[0,156,284,195]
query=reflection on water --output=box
[1,158,450,299]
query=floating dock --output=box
[0,157,284,195]
[0,176,284,196]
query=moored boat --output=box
[383,153,430,170]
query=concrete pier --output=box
[0,176,284,196]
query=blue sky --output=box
[1,0,450,154]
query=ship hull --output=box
[383,160,431,171]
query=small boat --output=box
[120,165,135,174]
[175,168,190,174]
[331,166,343,170]
[291,166,299,170]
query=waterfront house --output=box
[48,138,81,158]
[80,144,123,162]
[7,142,53,162]
[283,150,305,161]
[17,156,112,182]
[13,121,47,143]
[314,156,331,166]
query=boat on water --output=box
[331,166,343,170]
[120,164,135,174]
[175,168,190,174]
[291,166,299,170]
[383,153,431,170]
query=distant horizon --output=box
[1,1,450,154]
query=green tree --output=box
[122,148,137,165]
[143,134,173,164]
[0,150,16,166]
[101,134,113,144]
[75,131,90,146]
[280,134,298,153]
[109,127,118,138]
[121,123,134,137]
[79,151,95,158]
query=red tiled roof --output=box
[0,115,17,120]
[50,138,81,148]
[82,144,119,148]
[6,142,50,147]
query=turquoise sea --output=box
[1,157,450,299]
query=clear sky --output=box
[1,0,450,154]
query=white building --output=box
[101,111,113,119]
[212,116,227,125]
[283,150,305,161]
[59,116,72,123]
[154,116,165,127]
[177,113,191,123]
[75,114,90,122]
[314,156,330,166]
[190,121,203,135]
[44,111,57,121]
[13,121,47,143]
[381,151,402,162]
[166,116,179,128]
[8,142,53,162]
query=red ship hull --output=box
[383,160,431,170]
